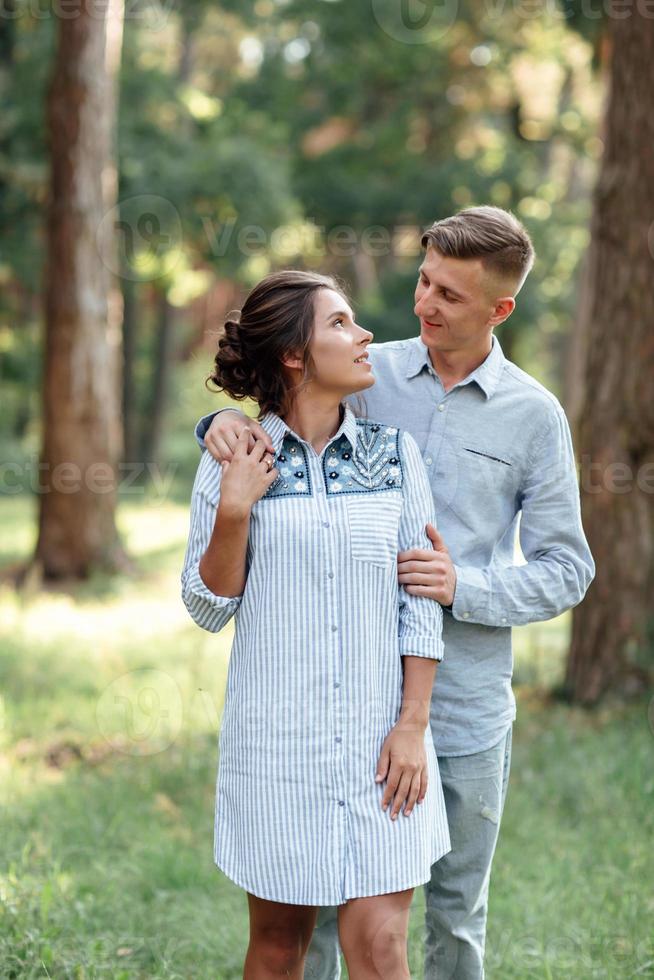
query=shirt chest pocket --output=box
[344,492,403,568]
[456,442,516,493]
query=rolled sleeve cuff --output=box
[182,565,242,632]
[399,636,444,661]
[451,564,489,624]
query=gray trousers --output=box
[304,726,513,980]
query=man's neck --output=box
[429,337,493,393]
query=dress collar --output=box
[259,403,358,455]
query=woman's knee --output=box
[250,922,307,973]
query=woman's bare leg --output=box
[244,893,317,979]
[337,888,414,980]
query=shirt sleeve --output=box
[181,449,243,633]
[195,408,240,451]
[397,429,444,661]
[451,404,595,627]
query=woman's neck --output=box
[283,395,344,455]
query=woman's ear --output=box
[281,350,304,371]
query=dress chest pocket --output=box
[345,492,403,568]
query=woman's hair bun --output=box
[207,311,255,399]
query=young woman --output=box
[181,270,450,979]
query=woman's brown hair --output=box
[206,269,347,418]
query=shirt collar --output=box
[259,402,358,455]
[405,333,505,400]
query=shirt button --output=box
[438,404,445,412]
[327,572,335,579]
[462,612,470,620]
[331,625,338,633]
[501,617,507,625]
[334,681,341,689]
[323,521,330,528]
[338,800,345,807]
[335,736,342,743]
[425,457,433,466]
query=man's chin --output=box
[419,327,448,350]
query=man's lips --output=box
[421,317,443,329]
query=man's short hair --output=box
[421,206,535,294]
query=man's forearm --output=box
[452,554,594,628]
[396,656,437,731]
[199,502,250,597]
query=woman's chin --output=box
[347,372,376,395]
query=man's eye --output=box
[333,318,344,327]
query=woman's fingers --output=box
[233,426,252,457]
[389,770,414,821]
[417,768,428,804]
[402,771,423,817]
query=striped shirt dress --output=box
[181,404,451,905]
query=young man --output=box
[193,206,595,979]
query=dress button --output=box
[438,403,445,412]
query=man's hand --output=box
[206,409,275,463]
[397,523,457,606]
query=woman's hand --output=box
[219,427,278,519]
[375,726,428,820]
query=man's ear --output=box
[488,296,515,328]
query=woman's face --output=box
[303,288,375,396]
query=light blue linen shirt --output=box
[194,334,595,756]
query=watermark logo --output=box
[371,0,459,44]
[97,194,182,282]
[95,668,184,755]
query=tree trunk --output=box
[121,275,139,463]
[141,289,175,468]
[36,0,127,579]
[565,5,654,702]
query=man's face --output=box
[414,247,514,355]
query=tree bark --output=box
[565,5,654,702]
[36,0,127,579]
[141,289,175,468]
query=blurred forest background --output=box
[1,0,653,976]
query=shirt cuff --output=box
[451,564,488,623]
[184,565,243,618]
[399,636,444,661]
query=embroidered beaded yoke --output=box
[263,419,404,499]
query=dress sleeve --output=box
[180,450,243,633]
[397,430,444,661]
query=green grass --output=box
[1,493,652,978]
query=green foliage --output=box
[0,1,602,452]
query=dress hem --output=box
[213,842,451,907]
